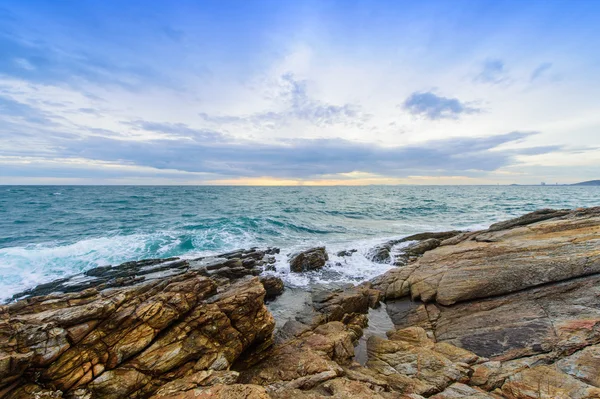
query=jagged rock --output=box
[367,242,394,263]
[11,248,276,302]
[240,321,356,387]
[259,276,284,301]
[337,249,357,257]
[3,383,63,398]
[151,383,270,398]
[367,231,461,265]
[373,208,600,362]
[366,327,472,396]
[264,247,280,255]
[311,284,381,323]
[289,247,329,273]
[0,270,274,398]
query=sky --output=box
[0,0,599,185]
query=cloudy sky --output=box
[1,0,599,185]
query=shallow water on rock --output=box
[354,303,396,365]
[266,286,312,330]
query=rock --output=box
[371,264,419,300]
[368,207,600,398]
[557,344,600,387]
[403,238,441,257]
[366,328,471,396]
[240,321,355,387]
[486,208,571,232]
[337,249,357,257]
[430,382,499,398]
[373,207,600,307]
[500,364,600,399]
[367,231,462,265]
[289,247,329,273]
[4,208,600,399]
[151,383,270,398]
[401,231,463,242]
[367,242,394,263]
[264,247,280,255]
[259,276,284,301]
[11,248,277,302]
[151,370,239,397]
[0,262,274,398]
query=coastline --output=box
[1,207,600,398]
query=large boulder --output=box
[289,247,329,273]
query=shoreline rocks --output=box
[288,247,329,273]
[2,207,600,398]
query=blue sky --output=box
[1,0,599,185]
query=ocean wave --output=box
[0,228,262,301]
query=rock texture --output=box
[373,207,600,398]
[367,231,461,266]
[289,247,329,273]
[0,250,278,399]
[3,208,600,398]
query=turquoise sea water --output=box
[1,185,598,300]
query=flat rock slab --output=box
[408,207,600,306]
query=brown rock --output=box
[151,383,270,399]
[430,382,500,398]
[365,328,471,396]
[0,266,274,398]
[259,276,284,300]
[289,247,329,273]
[408,207,600,305]
[501,364,600,399]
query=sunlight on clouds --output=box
[0,0,599,184]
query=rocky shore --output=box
[1,207,599,398]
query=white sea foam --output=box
[0,229,262,301]
[0,232,404,301]
[264,237,399,289]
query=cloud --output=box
[474,59,508,84]
[199,74,368,129]
[123,120,225,142]
[530,62,552,82]
[402,91,480,120]
[0,95,60,125]
[1,124,558,180]
[0,31,167,91]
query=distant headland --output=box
[573,180,600,186]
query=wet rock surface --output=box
[289,247,329,273]
[2,208,600,398]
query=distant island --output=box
[507,180,600,186]
[573,180,600,186]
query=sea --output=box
[1,185,598,301]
